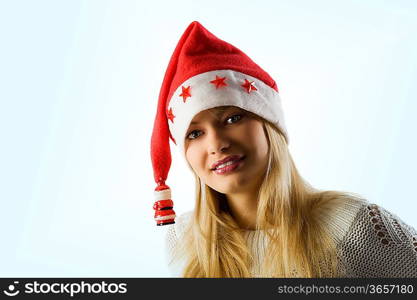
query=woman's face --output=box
[184,106,269,195]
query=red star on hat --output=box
[210,75,227,89]
[241,79,258,93]
[167,107,175,123]
[179,85,191,102]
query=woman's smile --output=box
[212,156,245,175]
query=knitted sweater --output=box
[165,198,417,277]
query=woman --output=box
[150,21,417,277]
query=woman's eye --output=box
[225,114,242,124]
[187,114,243,140]
[187,130,202,140]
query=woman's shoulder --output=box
[165,210,193,252]
[317,194,369,243]
[338,202,417,277]
[164,210,193,277]
[172,210,193,237]
[340,201,417,249]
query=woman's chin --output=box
[211,181,249,195]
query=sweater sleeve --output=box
[338,203,417,277]
[164,210,193,277]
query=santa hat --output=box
[151,21,288,226]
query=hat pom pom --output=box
[153,183,176,226]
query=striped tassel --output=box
[153,183,176,226]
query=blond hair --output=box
[172,112,363,277]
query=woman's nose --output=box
[207,129,230,154]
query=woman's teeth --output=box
[216,160,238,170]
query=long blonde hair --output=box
[172,114,364,277]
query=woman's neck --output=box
[226,191,259,230]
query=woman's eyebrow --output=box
[213,108,240,118]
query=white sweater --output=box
[165,197,417,277]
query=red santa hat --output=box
[151,21,288,226]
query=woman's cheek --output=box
[186,147,201,173]
[185,148,195,169]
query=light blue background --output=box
[1,0,416,277]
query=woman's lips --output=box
[212,156,245,175]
